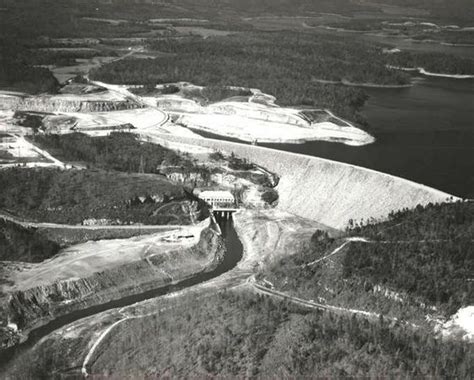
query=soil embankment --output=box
[1,221,225,346]
[233,209,337,271]
[142,133,456,230]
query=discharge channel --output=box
[0,218,243,370]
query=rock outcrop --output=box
[0,95,142,113]
[5,226,224,334]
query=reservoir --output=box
[264,75,474,199]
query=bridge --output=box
[212,207,239,220]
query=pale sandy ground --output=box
[1,82,374,146]
[0,134,65,169]
[3,220,209,293]
[233,209,338,271]
[152,89,374,145]
[440,306,474,342]
[0,135,41,158]
[179,113,373,145]
[61,108,168,131]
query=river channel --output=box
[0,218,243,369]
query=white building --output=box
[198,190,235,208]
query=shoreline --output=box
[312,78,412,88]
[387,65,474,79]
[184,124,374,147]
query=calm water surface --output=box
[264,76,474,198]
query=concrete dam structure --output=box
[145,133,457,230]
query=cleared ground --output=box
[153,86,375,146]
[3,220,208,293]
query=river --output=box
[0,218,243,370]
[261,75,473,199]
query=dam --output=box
[198,190,239,220]
[143,133,457,230]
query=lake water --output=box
[361,34,474,60]
[263,75,474,198]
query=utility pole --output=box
[138,154,145,173]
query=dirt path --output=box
[0,212,184,231]
[305,236,369,267]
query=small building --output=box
[198,190,235,209]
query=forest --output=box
[343,239,472,315]
[91,32,410,123]
[0,168,208,225]
[0,43,59,95]
[347,200,473,240]
[12,291,473,378]
[386,51,474,75]
[263,201,473,322]
[0,220,61,263]
[31,133,193,173]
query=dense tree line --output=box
[323,20,474,46]
[32,133,192,173]
[343,239,472,314]
[0,168,207,225]
[131,85,252,104]
[0,220,61,263]
[0,42,59,94]
[90,32,411,122]
[0,0,163,39]
[343,201,473,315]
[348,201,473,241]
[411,30,474,45]
[12,292,473,378]
[264,201,473,321]
[386,51,474,75]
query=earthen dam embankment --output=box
[143,133,456,230]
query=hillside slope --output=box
[261,201,473,333]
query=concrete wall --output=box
[143,133,457,230]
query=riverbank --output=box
[387,65,474,79]
[0,218,224,352]
[1,209,332,376]
[312,78,413,88]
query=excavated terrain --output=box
[0,223,225,349]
